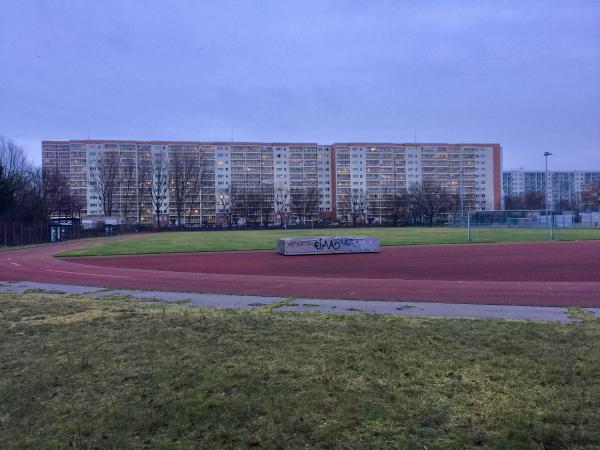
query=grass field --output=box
[59,226,600,257]
[1,291,599,449]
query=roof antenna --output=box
[414,128,417,144]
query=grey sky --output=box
[1,0,599,170]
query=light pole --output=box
[544,152,552,219]
[459,146,464,223]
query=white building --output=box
[503,169,600,210]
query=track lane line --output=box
[46,269,130,279]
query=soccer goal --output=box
[465,210,556,242]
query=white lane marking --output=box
[9,262,21,267]
[46,269,130,279]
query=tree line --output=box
[217,186,321,228]
[217,181,466,228]
[336,181,474,227]
[4,133,600,228]
[0,136,79,223]
[504,186,600,213]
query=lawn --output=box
[58,226,600,257]
[1,291,599,449]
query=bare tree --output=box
[120,160,137,223]
[187,148,211,226]
[0,162,14,217]
[503,194,524,211]
[1,136,75,223]
[61,191,83,220]
[407,182,425,225]
[0,135,30,177]
[446,189,476,218]
[42,167,70,219]
[0,165,45,223]
[256,185,274,228]
[229,184,273,228]
[383,188,408,226]
[244,188,262,227]
[554,198,580,214]
[290,187,319,225]
[236,187,272,228]
[0,163,48,223]
[217,188,233,228]
[349,189,368,226]
[150,151,169,228]
[170,150,196,227]
[0,136,40,221]
[582,181,600,212]
[0,162,15,219]
[421,180,450,226]
[91,151,120,217]
[504,191,546,211]
[229,185,249,227]
[136,157,153,225]
[336,193,351,225]
[274,187,290,227]
[46,167,83,220]
[27,168,45,219]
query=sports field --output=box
[2,290,599,449]
[58,226,600,257]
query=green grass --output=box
[58,226,600,257]
[1,292,600,449]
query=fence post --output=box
[550,213,554,240]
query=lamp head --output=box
[544,152,552,157]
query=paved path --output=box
[2,280,594,323]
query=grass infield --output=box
[1,291,599,448]
[58,226,600,257]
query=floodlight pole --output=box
[544,151,552,233]
[459,147,464,223]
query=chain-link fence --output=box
[0,222,139,248]
[452,210,600,242]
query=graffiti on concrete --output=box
[277,236,380,255]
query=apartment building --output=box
[42,140,502,225]
[332,143,501,223]
[211,143,329,225]
[503,169,600,209]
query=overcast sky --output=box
[1,0,598,170]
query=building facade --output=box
[42,140,502,225]
[332,143,501,223]
[503,169,600,210]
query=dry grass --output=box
[1,291,600,449]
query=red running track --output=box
[1,237,600,307]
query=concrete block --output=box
[277,236,380,256]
